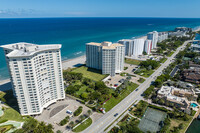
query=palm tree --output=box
[87,110,92,116]
[79,115,85,121]
[69,121,74,128]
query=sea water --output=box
[1,17,200,80]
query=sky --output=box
[0,0,200,18]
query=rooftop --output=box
[1,42,61,58]
[86,41,123,49]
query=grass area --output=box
[72,66,108,81]
[0,108,24,122]
[73,118,92,132]
[160,58,167,63]
[135,69,154,78]
[0,124,13,133]
[168,117,193,133]
[0,92,6,99]
[167,51,175,57]
[104,83,139,112]
[75,86,88,95]
[137,78,145,83]
[125,58,142,65]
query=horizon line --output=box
[0,16,200,19]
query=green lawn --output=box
[76,86,88,95]
[137,78,145,83]
[72,66,107,81]
[0,108,24,122]
[135,70,154,78]
[73,118,92,132]
[125,58,142,65]
[168,117,193,133]
[104,83,139,112]
[167,51,175,57]
[160,58,167,63]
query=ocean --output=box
[1,17,200,80]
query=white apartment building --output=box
[86,41,125,76]
[118,39,145,57]
[147,31,158,49]
[118,39,134,56]
[144,40,152,55]
[158,32,168,43]
[1,42,65,115]
[132,39,145,56]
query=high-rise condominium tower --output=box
[1,42,65,115]
[86,41,125,76]
[147,31,158,49]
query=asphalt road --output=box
[83,40,192,133]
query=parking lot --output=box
[35,97,102,132]
[104,63,146,88]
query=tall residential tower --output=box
[1,42,65,115]
[86,41,125,76]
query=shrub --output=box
[74,106,83,116]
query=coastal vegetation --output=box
[14,117,54,133]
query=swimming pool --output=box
[190,103,198,108]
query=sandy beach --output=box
[62,55,86,70]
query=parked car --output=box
[114,84,118,87]
[66,110,73,115]
[135,88,139,91]
[114,113,119,117]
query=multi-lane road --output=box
[83,40,192,133]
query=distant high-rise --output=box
[118,39,134,56]
[86,41,125,76]
[132,39,145,56]
[147,31,158,49]
[1,42,65,115]
[158,32,168,43]
[144,40,152,55]
[118,39,145,57]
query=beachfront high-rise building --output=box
[1,42,65,116]
[118,39,134,56]
[158,32,168,43]
[86,41,125,76]
[144,40,152,55]
[132,39,145,56]
[118,39,145,57]
[147,31,158,49]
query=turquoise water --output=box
[0,18,200,80]
[190,103,198,108]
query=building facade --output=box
[86,41,125,76]
[147,31,158,49]
[132,39,145,56]
[118,39,134,56]
[158,32,168,43]
[144,40,152,55]
[1,42,65,115]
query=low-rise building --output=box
[158,86,197,109]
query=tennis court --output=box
[138,107,167,132]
